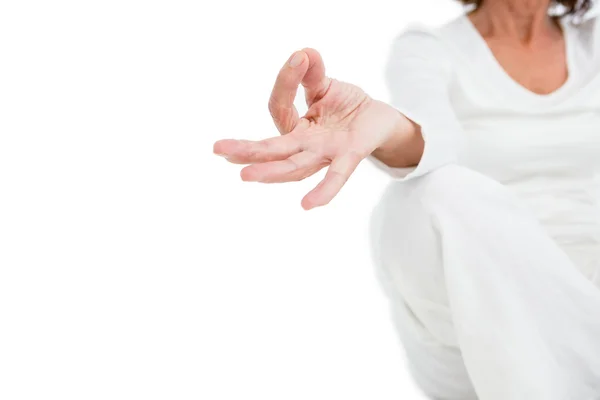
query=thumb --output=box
[300,48,332,105]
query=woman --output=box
[213,0,600,398]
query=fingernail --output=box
[289,52,304,67]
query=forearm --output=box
[370,109,425,168]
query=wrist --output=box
[372,105,423,168]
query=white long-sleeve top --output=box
[370,13,600,281]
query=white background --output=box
[0,1,461,399]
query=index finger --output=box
[268,51,309,134]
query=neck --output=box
[473,0,557,42]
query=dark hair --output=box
[458,0,593,16]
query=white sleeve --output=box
[368,27,465,181]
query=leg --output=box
[370,164,600,400]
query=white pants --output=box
[369,164,600,400]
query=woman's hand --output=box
[213,48,410,210]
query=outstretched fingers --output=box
[240,150,326,183]
[213,131,304,164]
[301,151,362,210]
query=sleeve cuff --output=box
[366,153,417,180]
[366,117,460,182]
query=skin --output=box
[470,0,567,95]
[213,0,565,210]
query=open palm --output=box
[213,48,401,210]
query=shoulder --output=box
[565,12,600,49]
[387,15,469,76]
[392,14,468,48]
[564,10,599,34]
[390,16,461,54]
[558,12,600,71]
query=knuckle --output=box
[347,149,365,163]
[245,147,259,160]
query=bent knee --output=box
[374,164,521,238]
[415,164,507,199]
[393,164,515,211]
